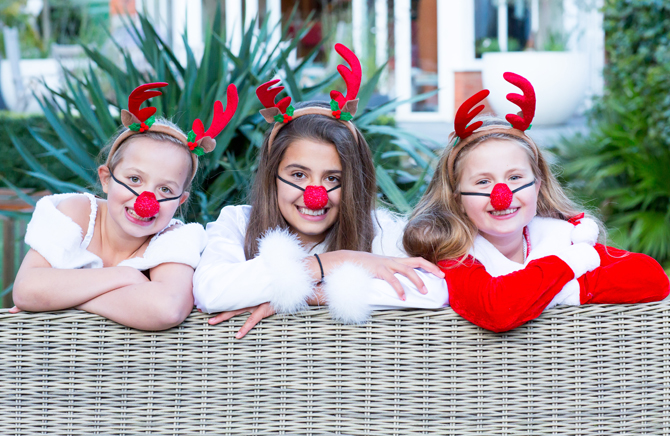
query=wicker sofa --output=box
[1,301,669,435]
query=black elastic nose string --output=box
[109,172,182,202]
[460,180,536,197]
[276,175,341,193]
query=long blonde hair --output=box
[403,116,602,264]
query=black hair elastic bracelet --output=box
[314,253,325,284]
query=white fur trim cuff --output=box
[556,242,601,279]
[546,279,581,310]
[258,228,314,314]
[571,217,599,246]
[323,263,375,325]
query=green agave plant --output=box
[5,6,438,225]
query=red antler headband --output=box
[256,43,362,149]
[108,82,239,180]
[447,72,538,186]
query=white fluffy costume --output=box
[193,205,448,323]
[25,193,207,271]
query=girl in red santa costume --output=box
[402,72,669,332]
[193,43,448,338]
[12,82,239,330]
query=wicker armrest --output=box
[2,301,669,434]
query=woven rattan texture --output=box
[1,302,669,435]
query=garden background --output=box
[1,0,669,308]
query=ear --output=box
[535,178,542,194]
[98,165,111,194]
[178,191,190,206]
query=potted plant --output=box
[480,0,593,126]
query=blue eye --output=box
[476,180,489,185]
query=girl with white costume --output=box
[12,82,239,331]
[193,44,449,338]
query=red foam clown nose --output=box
[303,185,329,210]
[490,183,513,210]
[134,191,160,218]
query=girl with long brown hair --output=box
[403,73,668,332]
[193,44,447,338]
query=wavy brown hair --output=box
[403,116,603,264]
[244,101,376,260]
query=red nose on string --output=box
[134,191,160,218]
[303,185,329,210]
[490,183,513,211]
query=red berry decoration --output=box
[303,185,329,210]
[134,191,160,218]
[283,114,292,123]
[333,110,342,119]
[490,183,513,211]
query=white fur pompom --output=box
[258,228,314,314]
[571,217,599,246]
[323,263,375,325]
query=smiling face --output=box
[99,137,191,238]
[276,138,342,246]
[458,138,540,249]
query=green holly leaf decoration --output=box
[330,99,340,112]
[145,115,156,127]
[192,147,205,156]
[187,130,197,142]
[286,105,295,116]
[340,112,353,121]
[527,124,532,131]
[128,123,141,132]
[274,114,284,123]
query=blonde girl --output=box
[12,83,238,331]
[403,73,669,332]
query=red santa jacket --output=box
[438,217,669,332]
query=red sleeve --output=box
[579,244,669,304]
[439,256,575,333]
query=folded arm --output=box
[12,249,148,311]
[76,262,195,331]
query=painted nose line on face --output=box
[277,175,342,211]
[460,180,536,210]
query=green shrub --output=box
[553,0,670,265]
[0,111,70,189]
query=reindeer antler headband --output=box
[108,82,239,181]
[447,72,537,187]
[256,43,362,149]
